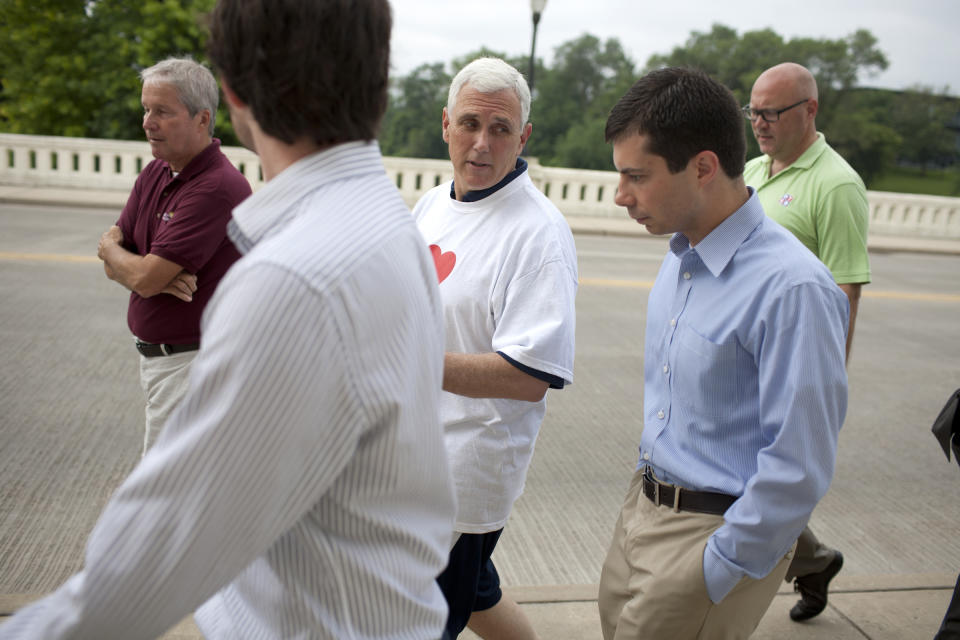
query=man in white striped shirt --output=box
[0,1,456,639]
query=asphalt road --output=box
[1,202,959,596]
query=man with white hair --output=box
[98,57,251,456]
[413,57,578,639]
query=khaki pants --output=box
[139,350,195,456]
[598,468,793,640]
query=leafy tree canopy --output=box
[3,11,957,188]
[0,0,237,143]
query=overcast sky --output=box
[389,0,960,94]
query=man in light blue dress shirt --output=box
[597,67,849,639]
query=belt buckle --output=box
[647,467,681,512]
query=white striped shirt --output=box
[0,142,456,639]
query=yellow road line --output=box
[864,290,960,303]
[1,254,957,303]
[579,277,655,289]
[0,252,99,264]
[579,277,960,303]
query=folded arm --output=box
[98,225,196,301]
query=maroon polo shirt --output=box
[117,139,251,344]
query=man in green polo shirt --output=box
[743,62,871,623]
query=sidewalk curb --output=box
[498,572,958,604]
[4,573,955,613]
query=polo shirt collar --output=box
[167,139,221,183]
[229,140,383,253]
[450,157,528,202]
[758,132,827,177]
[785,132,827,171]
[669,187,765,278]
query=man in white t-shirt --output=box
[413,57,578,640]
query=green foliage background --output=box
[0,0,237,143]
[1,4,957,192]
[379,26,958,191]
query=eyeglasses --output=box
[741,99,809,123]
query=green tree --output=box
[783,29,888,131]
[646,24,782,104]
[888,86,959,172]
[380,63,450,159]
[530,35,635,169]
[379,47,513,160]
[646,24,890,176]
[0,0,237,143]
[827,109,901,184]
[646,25,887,106]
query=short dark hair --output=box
[605,67,745,178]
[207,0,392,146]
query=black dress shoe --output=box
[789,551,844,622]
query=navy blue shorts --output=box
[436,529,504,637]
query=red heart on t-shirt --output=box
[429,244,456,284]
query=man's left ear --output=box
[694,150,720,186]
[520,122,532,147]
[198,108,211,131]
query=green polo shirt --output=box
[744,133,871,285]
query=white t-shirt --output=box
[413,170,578,533]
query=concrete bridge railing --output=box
[2,133,959,239]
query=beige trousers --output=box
[138,350,195,456]
[598,468,793,640]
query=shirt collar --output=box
[669,187,765,278]
[757,132,827,176]
[450,157,528,202]
[786,132,827,171]
[229,140,383,253]
[167,139,221,182]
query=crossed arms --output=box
[98,225,197,301]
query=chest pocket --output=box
[673,326,739,418]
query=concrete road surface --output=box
[1,202,959,638]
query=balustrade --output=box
[2,133,958,239]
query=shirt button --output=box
[657,409,665,419]
[683,271,691,280]
[670,318,677,327]
[662,364,669,374]
[643,452,650,461]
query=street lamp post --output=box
[528,0,547,94]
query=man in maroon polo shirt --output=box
[98,57,251,456]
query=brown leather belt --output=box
[135,341,200,358]
[641,467,737,515]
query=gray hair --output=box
[447,57,531,126]
[140,57,218,136]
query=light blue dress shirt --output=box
[640,189,849,603]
